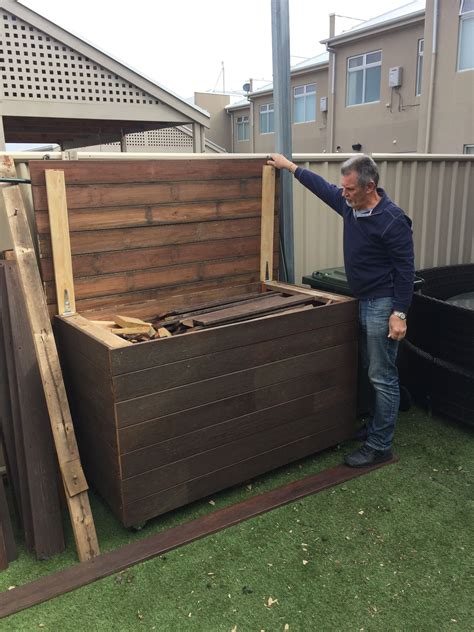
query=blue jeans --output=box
[359,297,400,451]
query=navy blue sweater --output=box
[295,167,415,312]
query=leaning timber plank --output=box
[0,456,398,619]
[0,452,17,564]
[45,170,76,315]
[110,299,358,374]
[0,265,34,550]
[260,165,275,281]
[4,263,65,559]
[266,280,352,303]
[119,365,353,453]
[0,160,99,562]
[186,294,316,327]
[157,290,273,319]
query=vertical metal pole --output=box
[271,0,294,282]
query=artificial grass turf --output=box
[0,406,472,631]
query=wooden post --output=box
[45,170,76,315]
[260,165,276,282]
[0,156,99,561]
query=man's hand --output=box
[267,153,296,173]
[388,314,407,341]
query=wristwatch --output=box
[392,310,407,320]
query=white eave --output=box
[5,0,210,127]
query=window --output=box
[236,115,249,141]
[294,83,316,123]
[346,50,382,106]
[458,0,474,70]
[259,103,274,134]
[463,144,474,154]
[416,39,424,95]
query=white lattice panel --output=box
[0,9,159,105]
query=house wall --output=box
[418,0,474,153]
[331,21,424,154]
[194,92,232,151]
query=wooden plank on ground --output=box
[0,157,99,562]
[45,170,76,315]
[260,165,275,281]
[0,457,398,619]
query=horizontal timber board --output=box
[113,320,357,401]
[121,387,355,478]
[45,255,262,302]
[29,158,267,185]
[122,421,354,526]
[116,342,357,426]
[41,235,262,282]
[111,299,358,374]
[122,401,354,502]
[119,365,354,453]
[38,216,270,257]
[35,198,263,234]
[79,282,263,321]
[32,178,263,211]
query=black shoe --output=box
[344,444,393,468]
[354,424,368,440]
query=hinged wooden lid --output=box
[29,158,279,317]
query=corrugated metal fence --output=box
[292,153,473,282]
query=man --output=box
[267,153,415,467]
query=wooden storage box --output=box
[29,158,358,527]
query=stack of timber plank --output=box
[0,260,64,559]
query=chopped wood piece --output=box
[111,326,155,337]
[114,314,152,328]
[157,327,172,338]
[89,320,116,328]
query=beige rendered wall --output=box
[418,0,474,153]
[331,22,424,154]
[194,92,232,151]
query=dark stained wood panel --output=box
[123,422,356,526]
[113,321,357,401]
[121,386,354,478]
[119,366,354,454]
[110,300,358,374]
[116,342,356,426]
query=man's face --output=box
[341,171,373,210]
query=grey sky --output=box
[20,0,409,98]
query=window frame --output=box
[416,38,424,96]
[346,49,382,107]
[458,0,474,71]
[259,102,274,135]
[293,83,316,124]
[463,144,474,154]
[236,114,250,142]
